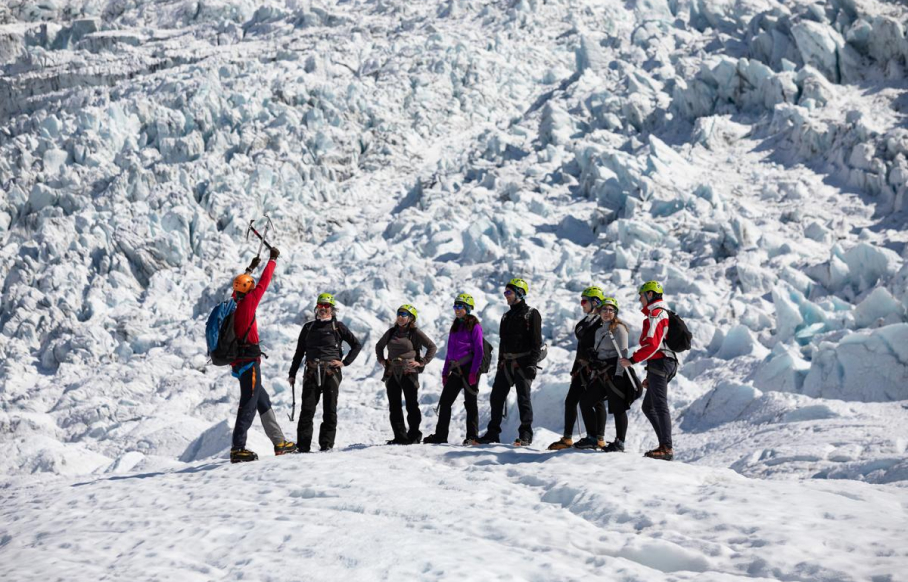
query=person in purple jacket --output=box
[423,293,485,445]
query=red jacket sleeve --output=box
[245,260,276,311]
[632,309,668,363]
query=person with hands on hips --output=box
[288,292,362,452]
[375,304,437,445]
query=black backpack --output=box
[664,310,692,352]
[479,338,494,374]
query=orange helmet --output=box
[233,273,255,294]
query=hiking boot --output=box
[601,439,625,453]
[408,434,422,445]
[649,446,673,461]
[573,436,601,450]
[319,445,332,452]
[230,448,258,463]
[643,446,662,458]
[423,434,447,444]
[387,436,410,445]
[547,437,573,451]
[274,441,297,456]
[462,437,478,445]
[474,433,500,445]
[513,437,532,447]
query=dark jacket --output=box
[288,318,362,378]
[572,314,602,373]
[497,300,542,369]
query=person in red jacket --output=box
[620,280,678,461]
[229,247,296,463]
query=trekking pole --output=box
[288,377,296,421]
[608,331,643,394]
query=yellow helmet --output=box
[398,304,418,320]
[638,280,664,295]
[506,278,529,297]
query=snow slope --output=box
[2,0,908,577]
[4,447,906,581]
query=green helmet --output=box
[507,278,529,296]
[454,293,475,310]
[601,296,619,312]
[581,286,606,304]
[638,281,664,295]
[316,292,336,306]
[398,304,418,320]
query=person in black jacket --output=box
[375,304,437,445]
[547,286,606,451]
[288,293,362,452]
[475,278,543,446]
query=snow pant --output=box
[232,360,285,450]
[580,372,631,442]
[386,373,422,441]
[432,374,479,441]
[641,358,677,449]
[297,368,342,452]
[485,365,534,441]
[564,370,605,439]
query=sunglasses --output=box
[397,311,411,318]
[316,303,333,310]
[602,307,617,313]
[503,289,515,296]
[453,303,467,310]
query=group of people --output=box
[224,248,679,464]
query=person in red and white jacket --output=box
[620,280,678,461]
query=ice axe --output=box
[245,217,274,257]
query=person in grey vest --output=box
[375,304,437,445]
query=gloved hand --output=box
[246,257,261,273]
[523,366,537,380]
[288,376,295,387]
[269,246,280,260]
[468,372,478,386]
[442,373,449,386]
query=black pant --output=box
[486,364,534,441]
[564,371,605,438]
[642,358,677,449]
[232,361,272,449]
[386,373,421,440]
[580,373,630,441]
[432,374,479,440]
[297,369,342,451]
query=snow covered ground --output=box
[4,446,907,581]
[2,0,908,579]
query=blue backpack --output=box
[206,299,238,366]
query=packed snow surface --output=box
[4,447,907,581]
[2,0,908,579]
